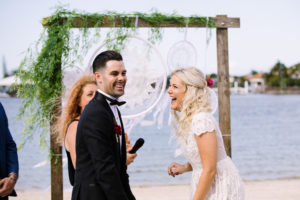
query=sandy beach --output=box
[12,178,300,200]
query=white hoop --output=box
[86,35,167,119]
[167,39,198,72]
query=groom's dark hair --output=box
[92,50,123,73]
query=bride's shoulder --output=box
[191,112,216,136]
[192,112,214,121]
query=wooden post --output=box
[216,15,231,157]
[50,121,63,200]
[49,27,63,200]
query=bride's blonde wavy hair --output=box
[171,67,212,138]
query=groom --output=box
[72,50,135,200]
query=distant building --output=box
[230,76,248,95]
[244,73,265,93]
[0,75,19,93]
[291,71,300,79]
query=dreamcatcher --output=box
[86,34,167,133]
[167,23,198,71]
[83,17,167,133]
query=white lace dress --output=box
[178,112,245,200]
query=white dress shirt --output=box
[97,89,123,150]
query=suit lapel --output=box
[117,108,126,167]
[95,91,121,170]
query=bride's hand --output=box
[168,162,186,177]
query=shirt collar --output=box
[97,89,117,101]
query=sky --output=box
[0,0,300,77]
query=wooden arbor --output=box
[42,14,240,200]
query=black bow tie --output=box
[105,96,126,106]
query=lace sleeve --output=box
[191,113,216,136]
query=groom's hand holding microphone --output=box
[126,134,144,166]
[126,144,137,166]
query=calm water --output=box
[1,94,300,191]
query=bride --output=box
[167,67,245,200]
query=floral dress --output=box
[178,112,245,200]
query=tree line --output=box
[264,61,300,87]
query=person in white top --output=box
[167,67,245,200]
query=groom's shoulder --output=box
[85,99,107,115]
[82,97,111,120]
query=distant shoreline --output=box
[265,87,300,94]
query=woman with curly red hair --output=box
[57,75,97,186]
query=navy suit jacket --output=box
[0,102,18,199]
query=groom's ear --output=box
[94,71,102,84]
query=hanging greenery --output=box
[15,6,216,150]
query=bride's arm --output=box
[168,162,192,177]
[193,131,217,200]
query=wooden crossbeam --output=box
[42,15,240,28]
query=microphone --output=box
[129,138,145,154]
